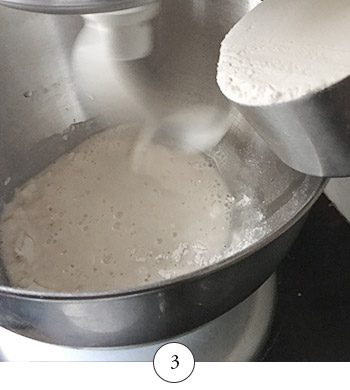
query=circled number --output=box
[171,354,179,369]
[153,343,195,383]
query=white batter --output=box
[0,126,234,292]
[217,0,350,106]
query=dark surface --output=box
[261,195,350,362]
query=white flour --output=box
[217,0,350,106]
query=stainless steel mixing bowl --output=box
[0,0,325,348]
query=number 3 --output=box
[171,354,179,369]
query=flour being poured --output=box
[217,0,350,106]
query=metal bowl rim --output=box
[0,178,328,300]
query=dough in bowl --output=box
[0,126,235,292]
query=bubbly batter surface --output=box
[0,127,234,292]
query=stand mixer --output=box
[0,0,330,361]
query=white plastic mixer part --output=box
[72,0,230,154]
[71,2,163,124]
[82,3,161,61]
